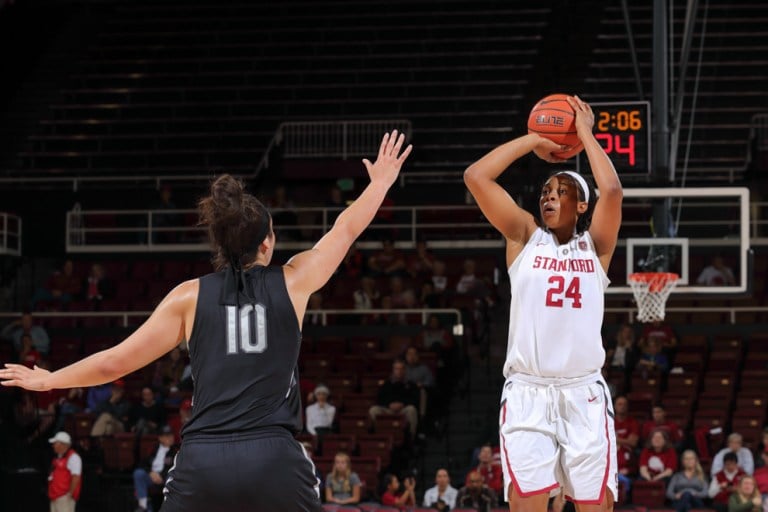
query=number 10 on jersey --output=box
[226,304,268,354]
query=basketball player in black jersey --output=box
[1,130,412,512]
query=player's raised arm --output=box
[464,134,563,246]
[0,280,196,391]
[568,95,623,265]
[284,130,412,312]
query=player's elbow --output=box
[98,350,129,382]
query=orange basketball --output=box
[527,93,584,159]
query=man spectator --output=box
[1,311,51,355]
[133,425,178,512]
[48,431,82,512]
[90,380,132,437]
[368,239,405,277]
[132,387,165,436]
[709,452,746,512]
[753,449,768,498]
[456,469,498,512]
[423,468,458,510]
[614,395,640,495]
[641,404,684,448]
[31,259,81,310]
[404,346,435,420]
[638,320,678,358]
[305,384,335,436]
[85,382,112,413]
[406,239,435,279]
[82,263,113,304]
[711,433,755,476]
[368,359,419,440]
[696,255,736,286]
[470,444,503,497]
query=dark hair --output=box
[198,174,271,271]
[723,451,739,464]
[538,172,597,235]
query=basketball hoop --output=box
[628,272,679,323]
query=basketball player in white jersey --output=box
[464,95,623,512]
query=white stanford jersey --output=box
[504,228,609,378]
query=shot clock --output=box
[579,101,651,175]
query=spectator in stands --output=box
[615,395,641,482]
[324,452,361,506]
[339,244,365,279]
[303,292,325,327]
[325,185,345,225]
[380,473,416,509]
[153,347,185,396]
[641,404,684,449]
[132,386,165,436]
[407,239,435,279]
[403,346,435,421]
[605,323,639,376]
[152,184,181,243]
[456,469,498,512]
[697,255,736,286]
[713,434,756,477]
[639,429,678,483]
[757,429,768,463]
[710,452,747,512]
[419,281,441,308]
[90,379,132,437]
[353,276,380,311]
[667,450,709,512]
[430,259,449,295]
[48,431,82,512]
[30,259,81,310]
[423,468,458,511]
[753,450,768,498]
[636,338,670,377]
[729,475,763,512]
[133,424,178,512]
[265,184,297,239]
[456,259,478,294]
[368,359,419,440]
[388,276,414,308]
[85,382,112,412]
[305,384,335,436]
[54,387,86,433]
[470,443,503,497]
[368,239,406,277]
[638,320,678,359]
[17,334,42,368]
[179,398,193,427]
[82,263,113,304]
[1,311,51,355]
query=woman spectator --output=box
[729,475,763,512]
[667,450,709,512]
[639,429,678,483]
[324,452,361,506]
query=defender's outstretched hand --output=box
[0,363,52,391]
[362,130,413,188]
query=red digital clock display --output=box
[584,101,651,175]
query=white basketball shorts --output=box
[498,370,618,504]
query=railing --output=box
[752,113,768,152]
[254,119,413,180]
[0,308,464,331]
[606,306,768,325]
[65,198,766,253]
[280,119,413,159]
[0,213,22,256]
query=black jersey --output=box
[181,266,303,438]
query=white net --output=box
[628,273,679,323]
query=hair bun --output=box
[210,174,244,226]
